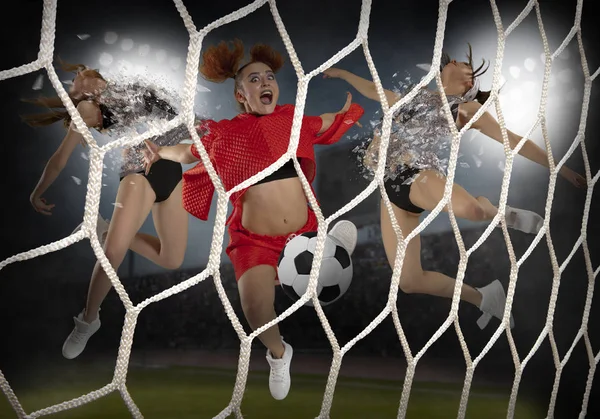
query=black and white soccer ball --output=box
[277,231,353,306]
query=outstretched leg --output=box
[238,264,292,400]
[62,175,156,359]
[380,202,482,306]
[381,171,514,328]
[408,170,498,223]
[84,175,156,321]
[410,170,542,234]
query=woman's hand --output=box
[142,139,162,175]
[560,166,587,188]
[323,68,345,79]
[30,194,55,216]
[337,92,362,127]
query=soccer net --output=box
[0,0,598,418]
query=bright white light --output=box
[121,38,134,51]
[156,49,167,63]
[507,111,524,123]
[558,47,570,60]
[509,88,523,102]
[169,56,182,71]
[99,52,114,66]
[138,44,150,57]
[104,31,118,44]
[509,66,521,79]
[116,60,133,73]
[501,87,532,124]
[524,58,536,72]
[566,88,580,103]
[498,75,507,89]
[557,69,573,83]
[545,95,556,109]
[522,81,536,93]
[134,65,148,76]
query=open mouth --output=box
[260,90,273,105]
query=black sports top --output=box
[254,160,299,185]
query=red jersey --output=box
[182,103,364,222]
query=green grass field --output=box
[0,365,544,418]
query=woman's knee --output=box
[161,252,184,270]
[239,286,274,319]
[102,241,129,265]
[240,291,272,319]
[399,273,424,294]
[238,265,276,315]
[455,200,486,221]
[163,258,184,270]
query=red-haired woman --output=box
[22,60,190,359]
[143,40,364,400]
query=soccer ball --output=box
[277,231,353,306]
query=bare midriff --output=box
[240,177,308,236]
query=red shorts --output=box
[225,205,319,281]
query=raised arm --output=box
[323,68,401,106]
[142,141,198,175]
[159,144,199,164]
[30,100,101,215]
[306,92,364,147]
[143,120,218,174]
[317,92,360,134]
[462,101,586,188]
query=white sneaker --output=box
[72,214,110,246]
[62,311,101,359]
[265,339,293,400]
[476,280,515,329]
[328,220,358,256]
[502,205,544,235]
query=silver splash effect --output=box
[95,76,197,177]
[356,80,466,185]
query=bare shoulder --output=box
[456,101,484,126]
[74,100,102,127]
[458,100,482,115]
[76,99,100,115]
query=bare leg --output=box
[238,265,285,358]
[381,203,482,307]
[379,170,502,307]
[83,175,155,322]
[128,180,188,269]
[409,170,498,222]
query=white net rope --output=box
[0,0,598,417]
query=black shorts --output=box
[120,159,182,203]
[383,167,424,214]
